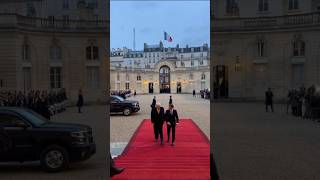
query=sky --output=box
[110,0,210,50]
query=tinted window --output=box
[0,113,24,127]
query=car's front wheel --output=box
[40,145,69,172]
[123,108,131,116]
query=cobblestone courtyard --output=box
[110,94,210,143]
[213,102,320,180]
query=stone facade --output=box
[0,0,109,104]
[212,0,320,100]
[110,43,210,94]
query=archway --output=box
[159,65,170,93]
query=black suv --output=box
[0,107,96,172]
[110,95,140,116]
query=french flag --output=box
[164,31,173,42]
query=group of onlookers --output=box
[0,89,68,119]
[199,89,210,99]
[287,85,320,120]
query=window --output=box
[191,54,194,58]
[191,60,194,66]
[257,40,265,57]
[200,53,203,57]
[50,67,62,89]
[26,2,36,17]
[48,16,55,26]
[22,43,30,61]
[63,0,69,9]
[180,55,183,59]
[201,73,206,80]
[50,45,62,61]
[87,67,99,88]
[125,82,130,90]
[63,15,69,26]
[258,0,269,12]
[137,75,141,81]
[226,0,239,15]
[200,59,204,65]
[181,61,185,67]
[126,74,129,81]
[0,114,24,127]
[289,0,299,10]
[86,45,99,60]
[293,39,305,57]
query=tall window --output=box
[293,39,305,56]
[189,73,193,80]
[191,60,194,66]
[50,67,62,89]
[86,45,99,60]
[199,59,204,65]
[63,0,69,9]
[257,40,265,57]
[50,45,62,61]
[125,82,130,90]
[226,0,239,15]
[126,74,129,81]
[201,73,206,80]
[116,73,120,81]
[258,0,269,12]
[87,67,99,88]
[22,43,30,61]
[289,0,299,10]
[63,15,69,26]
[137,75,141,81]
[181,61,185,67]
[48,16,55,26]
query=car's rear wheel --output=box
[40,145,69,172]
[123,108,131,116]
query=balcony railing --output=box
[213,12,320,32]
[0,13,108,32]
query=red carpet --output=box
[111,119,210,180]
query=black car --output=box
[0,107,96,172]
[110,95,140,116]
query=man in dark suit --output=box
[169,95,172,105]
[165,104,179,146]
[265,88,274,112]
[150,96,156,109]
[151,102,165,144]
[77,89,84,113]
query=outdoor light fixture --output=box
[235,56,241,72]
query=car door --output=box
[110,97,120,112]
[0,111,35,161]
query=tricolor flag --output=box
[164,31,173,42]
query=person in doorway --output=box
[169,95,173,105]
[265,88,274,112]
[193,89,196,97]
[165,104,179,146]
[151,102,165,144]
[134,90,136,96]
[77,89,84,113]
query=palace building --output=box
[212,0,320,100]
[110,42,210,94]
[0,0,109,104]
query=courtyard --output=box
[110,94,210,156]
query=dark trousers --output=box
[153,123,163,141]
[167,124,176,143]
[78,105,82,113]
[266,103,273,112]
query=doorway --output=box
[159,66,171,93]
[213,65,229,98]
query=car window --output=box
[115,96,124,102]
[0,113,24,127]
[18,110,47,126]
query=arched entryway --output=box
[159,65,170,93]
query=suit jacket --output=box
[165,109,179,125]
[151,107,165,125]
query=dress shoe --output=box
[111,167,125,177]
